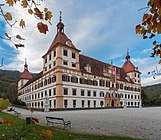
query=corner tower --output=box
[122,49,141,84]
[18,59,32,90]
[42,12,80,108]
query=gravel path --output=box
[5,107,161,140]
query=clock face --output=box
[66,40,72,47]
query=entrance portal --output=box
[111,100,114,107]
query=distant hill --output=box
[142,83,161,106]
[0,69,37,102]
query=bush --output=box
[12,99,26,106]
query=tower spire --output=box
[59,11,62,22]
[24,58,28,70]
[125,48,130,61]
[57,11,64,33]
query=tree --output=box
[136,0,161,63]
[0,0,53,49]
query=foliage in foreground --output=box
[0,112,139,140]
[0,98,11,111]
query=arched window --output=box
[100,91,104,97]
[100,101,104,107]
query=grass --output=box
[0,111,140,140]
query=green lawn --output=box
[0,112,140,140]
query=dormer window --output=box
[63,49,68,56]
[84,64,91,73]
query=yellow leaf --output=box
[45,11,53,21]
[147,23,152,31]
[21,0,28,8]
[16,35,25,40]
[5,12,12,20]
[136,24,141,34]
[19,19,25,28]
[37,22,48,34]
[42,130,53,138]
[28,9,33,15]
[5,0,15,6]
[44,8,48,12]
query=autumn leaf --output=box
[45,11,53,20]
[159,60,161,64]
[42,130,53,138]
[37,22,48,34]
[5,12,12,20]
[45,11,53,21]
[34,8,43,19]
[5,0,16,6]
[136,24,141,34]
[28,9,33,15]
[19,19,25,28]
[157,22,161,34]
[21,0,28,8]
[44,8,48,12]
[16,35,25,40]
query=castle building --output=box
[18,14,142,109]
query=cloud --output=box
[2,0,161,86]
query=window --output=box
[63,49,68,56]
[49,89,51,96]
[49,64,51,69]
[88,100,90,108]
[45,90,47,96]
[81,90,84,96]
[106,81,110,87]
[41,101,43,108]
[53,61,56,67]
[63,61,68,66]
[72,52,76,58]
[100,91,104,97]
[45,67,47,72]
[87,90,91,96]
[52,75,56,82]
[72,89,77,95]
[138,95,140,99]
[125,94,127,99]
[120,84,123,89]
[62,75,70,82]
[72,63,76,68]
[71,76,78,83]
[82,100,85,108]
[135,73,136,77]
[93,91,96,97]
[53,50,56,57]
[49,54,51,60]
[94,100,96,107]
[131,95,133,99]
[53,88,56,95]
[73,100,76,108]
[99,80,105,87]
[35,94,37,99]
[49,100,51,108]
[41,92,43,98]
[131,102,133,106]
[128,94,130,99]
[53,100,56,108]
[100,101,103,107]
[45,58,47,63]
[64,100,68,108]
[64,88,68,95]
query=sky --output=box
[0,0,161,87]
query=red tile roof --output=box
[20,69,32,80]
[43,32,80,58]
[122,61,140,73]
